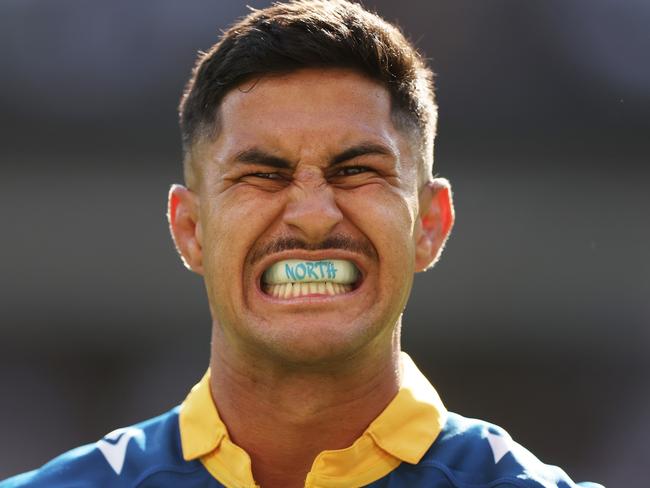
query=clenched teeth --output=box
[265,281,352,298]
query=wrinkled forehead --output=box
[222,70,391,136]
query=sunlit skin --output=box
[169,68,453,488]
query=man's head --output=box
[169,1,453,368]
[179,0,437,188]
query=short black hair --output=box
[179,0,437,182]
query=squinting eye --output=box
[251,172,282,180]
[337,166,370,176]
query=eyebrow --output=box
[331,142,394,165]
[233,142,395,169]
[233,148,291,169]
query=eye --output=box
[335,166,371,176]
[237,171,289,191]
[249,172,282,180]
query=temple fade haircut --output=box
[179,0,437,185]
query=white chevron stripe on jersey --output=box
[96,427,145,475]
[486,431,511,464]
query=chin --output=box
[245,315,386,368]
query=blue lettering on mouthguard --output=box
[284,260,337,281]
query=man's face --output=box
[182,69,432,365]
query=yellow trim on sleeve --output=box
[179,353,446,488]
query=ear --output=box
[414,178,455,272]
[168,184,204,275]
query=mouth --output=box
[261,258,362,299]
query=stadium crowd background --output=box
[1,1,648,486]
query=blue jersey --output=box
[1,355,603,488]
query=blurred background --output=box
[1,1,648,485]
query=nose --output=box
[283,172,343,243]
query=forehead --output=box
[212,68,404,159]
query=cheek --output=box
[338,186,417,258]
[200,189,284,271]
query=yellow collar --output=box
[179,353,447,488]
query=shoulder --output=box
[387,412,605,488]
[424,412,606,487]
[0,407,211,488]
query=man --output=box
[1,1,602,487]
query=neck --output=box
[208,328,401,488]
